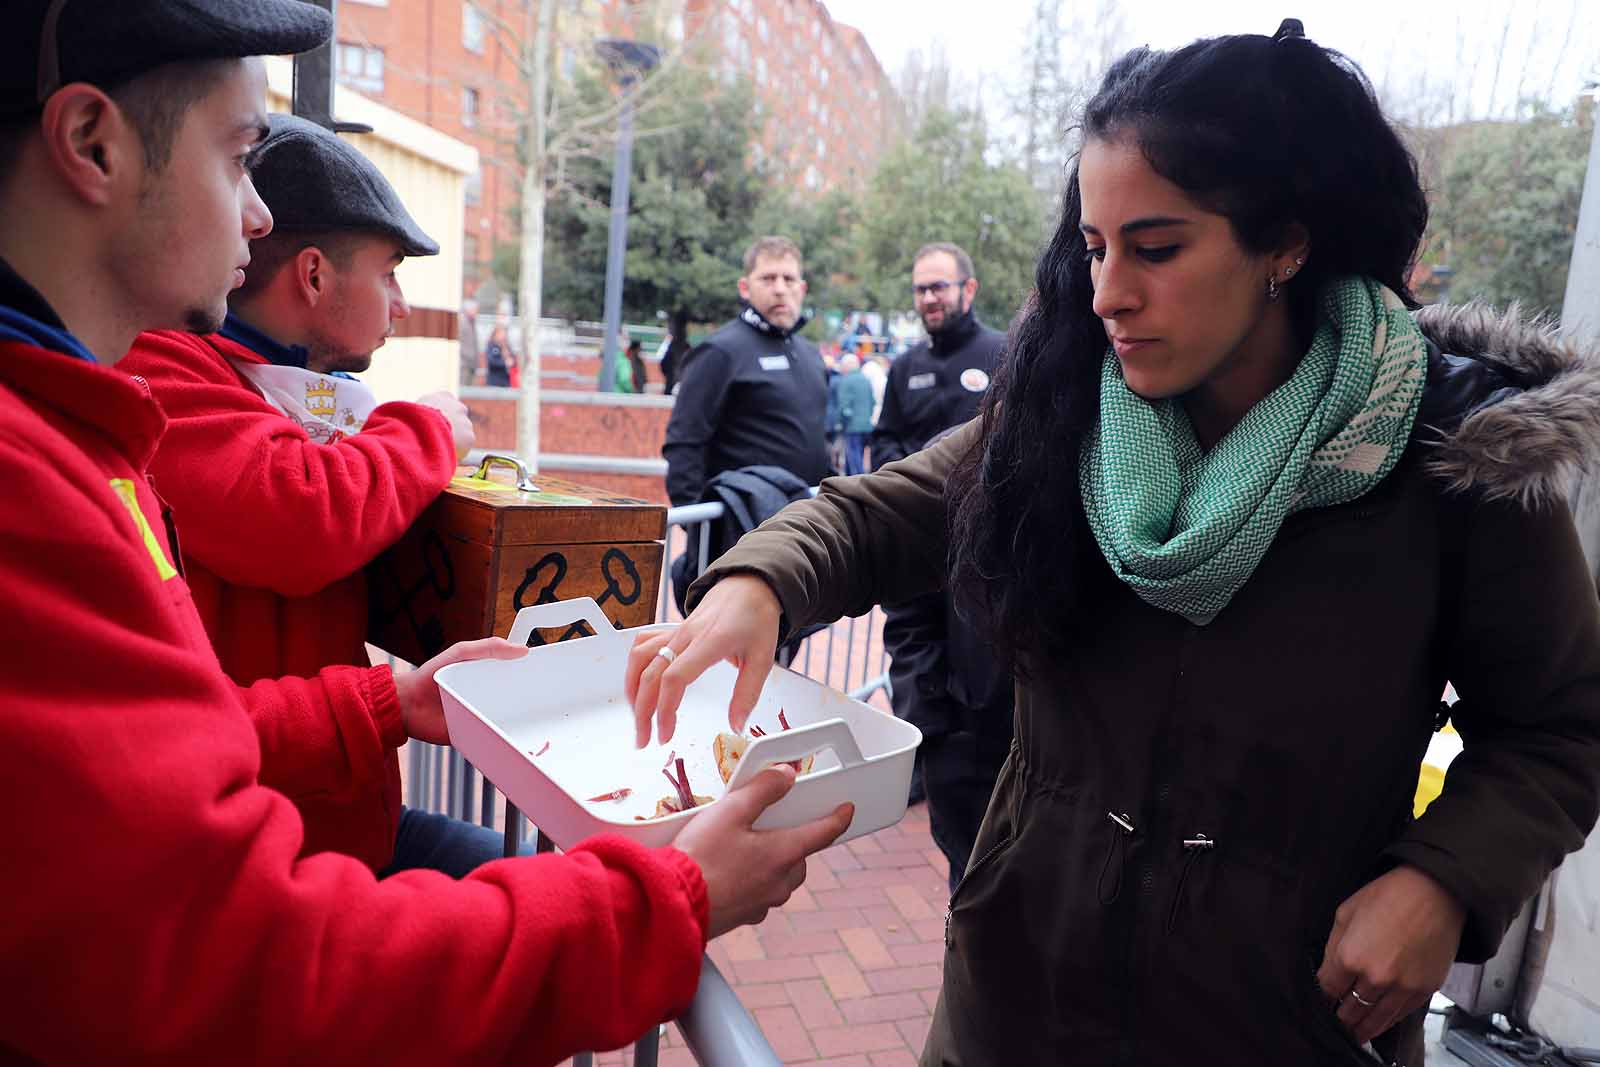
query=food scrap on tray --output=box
[627,713,818,821]
[713,708,815,785]
[636,754,713,820]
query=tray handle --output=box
[726,717,865,792]
[506,596,616,645]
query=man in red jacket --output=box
[122,114,506,876]
[0,3,851,1063]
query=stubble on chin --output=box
[184,304,226,335]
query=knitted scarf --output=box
[1079,276,1428,625]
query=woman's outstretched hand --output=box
[625,574,783,747]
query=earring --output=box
[1266,275,1281,302]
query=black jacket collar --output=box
[739,303,811,339]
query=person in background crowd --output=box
[627,337,648,394]
[861,352,888,425]
[459,296,480,387]
[827,352,875,476]
[661,235,831,507]
[870,241,1009,884]
[661,309,689,395]
[0,3,849,1060]
[625,20,1600,1066]
[482,323,513,387]
[120,113,511,878]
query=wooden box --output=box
[368,460,666,665]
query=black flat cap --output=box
[250,114,440,258]
[2,1,332,118]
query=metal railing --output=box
[399,494,893,1066]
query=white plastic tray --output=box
[434,597,923,850]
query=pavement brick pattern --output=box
[595,802,948,1066]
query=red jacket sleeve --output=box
[239,663,405,803]
[127,330,458,596]
[0,433,709,1064]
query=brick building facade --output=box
[333,0,900,299]
[334,0,529,298]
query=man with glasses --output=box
[870,242,1005,469]
[662,235,831,507]
[872,242,1010,889]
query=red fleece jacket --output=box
[0,339,708,1064]
[120,329,459,869]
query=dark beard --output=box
[184,305,226,335]
[926,300,966,335]
[306,339,375,375]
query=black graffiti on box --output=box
[512,546,643,645]
[368,529,456,660]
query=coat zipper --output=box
[943,833,1014,949]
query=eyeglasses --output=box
[913,279,967,298]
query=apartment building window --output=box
[819,66,829,87]
[463,3,487,54]
[755,56,767,86]
[465,170,483,205]
[464,234,481,273]
[336,42,384,92]
[463,86,481,127]
[757,16,769,42]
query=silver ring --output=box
[1347,988,1376,1008]
[655,645,677,665]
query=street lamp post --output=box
[290,0,371,134]
[595,39,661,392]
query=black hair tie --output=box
[1274,18,1305,40]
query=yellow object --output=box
[1413,720,1459,817]
[109,479,178,581]
[1414,763,1447,817]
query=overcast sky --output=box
[823,0,1599,122]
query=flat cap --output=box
[250,114,440,258]
[2,0,332,118]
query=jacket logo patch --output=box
[108,479,178,582]
[759,355,791,371]
[908,372,938,390]
[960,368,991,392]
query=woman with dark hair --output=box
[624,21,1600,1064]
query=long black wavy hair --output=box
[946,20,1429,672]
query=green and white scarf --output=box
[1079,276,1427,625]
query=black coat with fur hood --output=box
[691,303,1600,1066]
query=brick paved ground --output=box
[594,800,946,1067]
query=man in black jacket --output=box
[662,236,831,507]
[874,242,1012,891]
[870,242,1005,468]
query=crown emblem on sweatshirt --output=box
[305,378,338,419]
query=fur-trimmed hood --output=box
[1416,302,1600,509]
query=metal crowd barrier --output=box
[400,495,893,1066]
